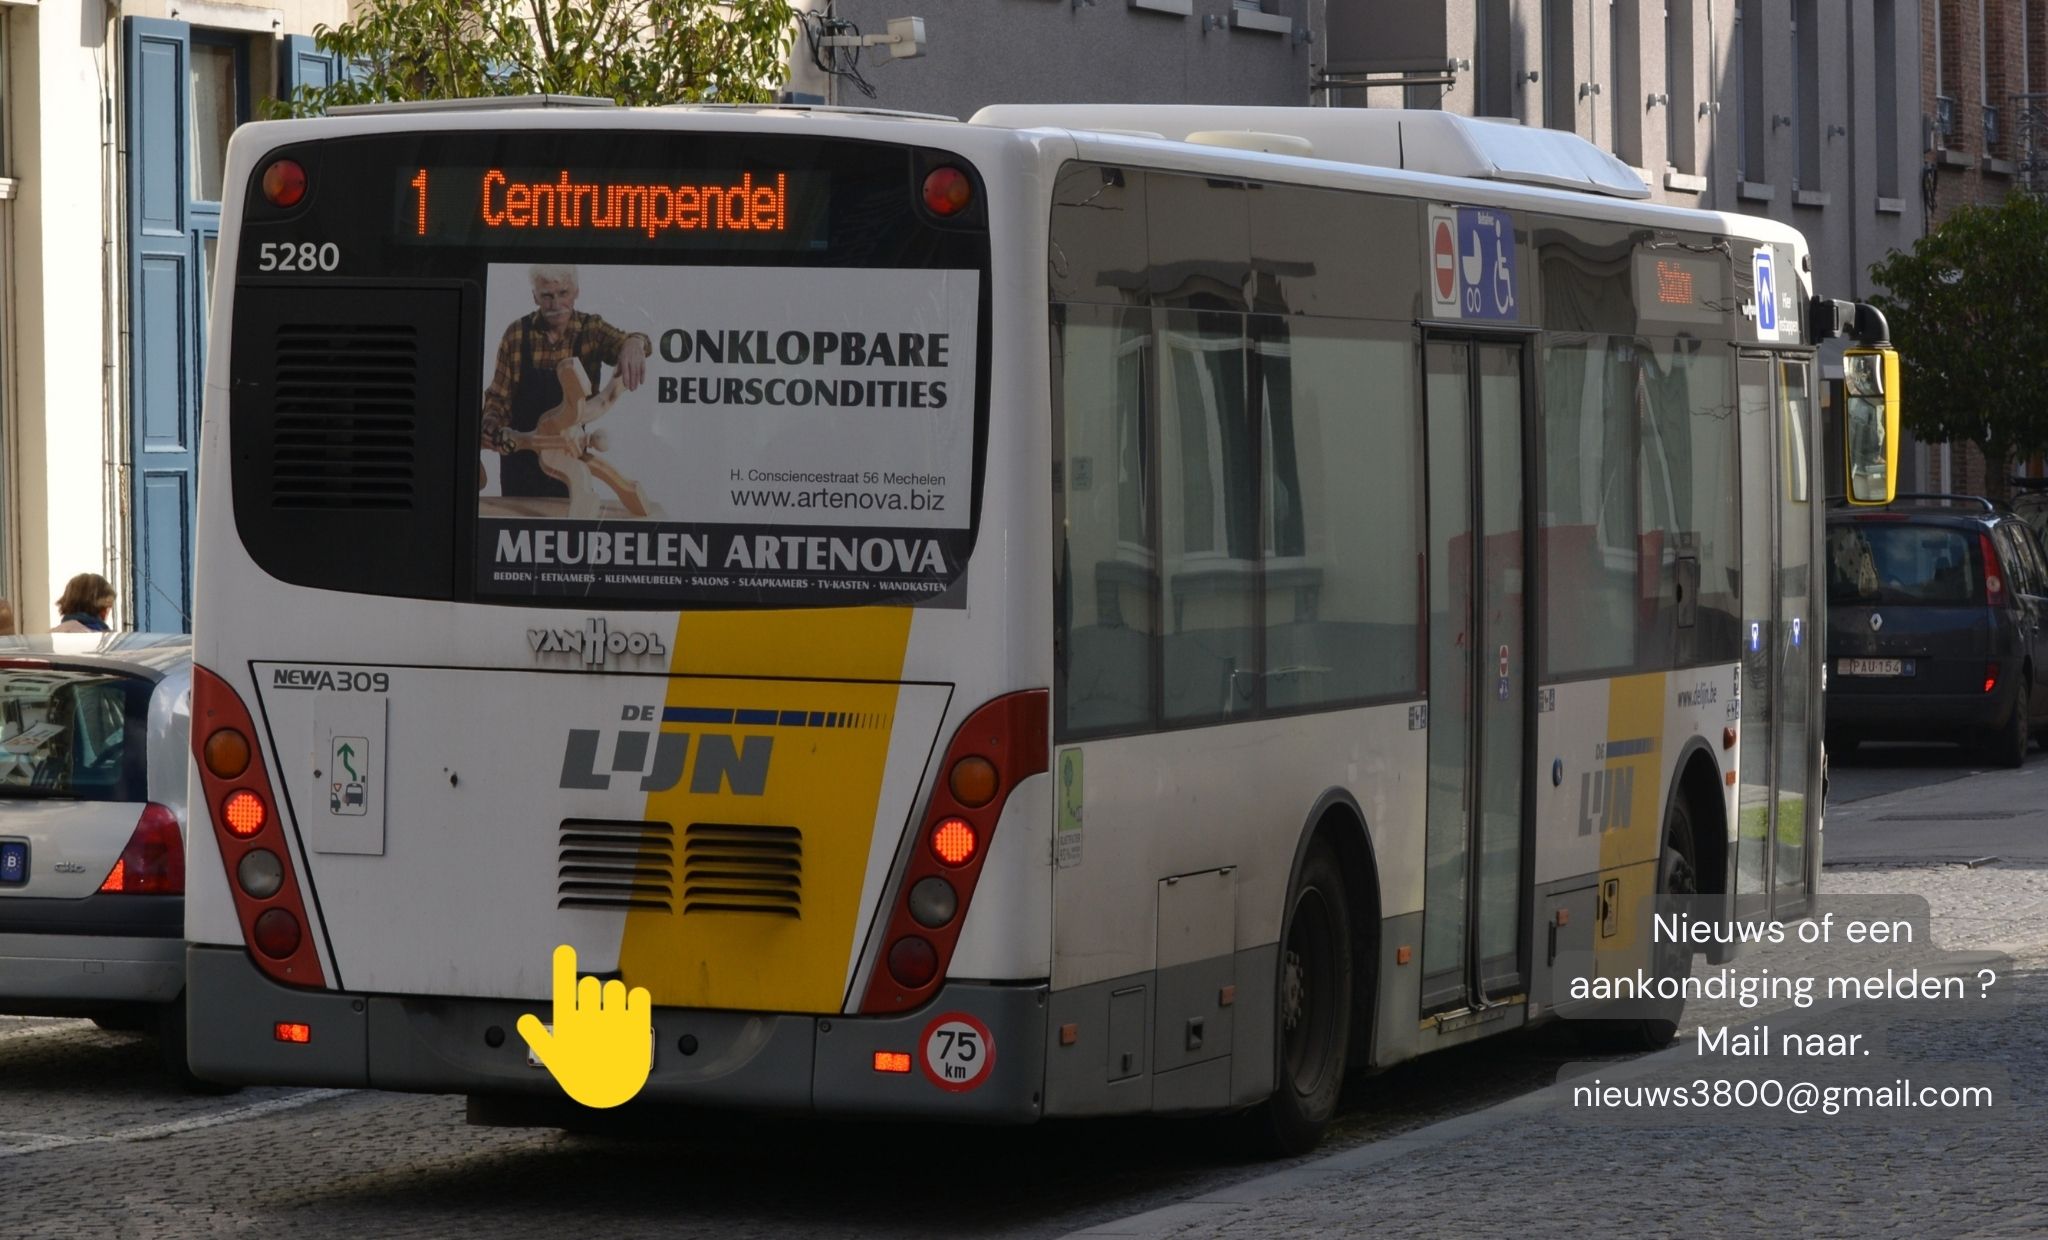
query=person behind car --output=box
[52,573,115,633]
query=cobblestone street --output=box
[1076,861,2048,1239]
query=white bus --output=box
[185,100,1896,1151]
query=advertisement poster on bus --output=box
[475,262,980,605]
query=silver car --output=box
[0,634,206,1082]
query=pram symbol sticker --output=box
[330,735,369,816]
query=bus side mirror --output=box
[1842,346,1900,505]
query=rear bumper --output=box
[1826,685,2016,738]
[186,944,1047,1121]
[0,932,184,1008]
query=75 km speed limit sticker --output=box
[920,1012,995,1093]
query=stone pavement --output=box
[1070,863,2048,1239]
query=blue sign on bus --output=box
[1753,247,1778,337]
[1456,208,1519,322]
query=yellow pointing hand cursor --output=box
[517,944,653,1109]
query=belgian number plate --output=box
[1840,658,1908,677]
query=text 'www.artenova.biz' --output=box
[1572,1078,1996,1116]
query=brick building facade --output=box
[1918,0,2048,493]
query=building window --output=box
[1478,0,1515,118]
[1737,0,1765,181]
[189,34,248,204]
[1607,0,1638,161]
[1876,0,1900,196]
[1544,0,1577,131]
[1795,1,1820,189]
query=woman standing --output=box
[52,573,115,633]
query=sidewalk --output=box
[1069,863,2048,1239]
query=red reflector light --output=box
[253,908,302,960]
[931,817,977,866]
[921,166,972,216]
[274,1022,312,1044]
[98,803,185,895]
[261,159,307,208]
[886,936,938,987]
[873,1051,912,1073]
[223,790,267,837]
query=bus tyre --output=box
[1243,839,1352,1157]
[1578,798,1698,1054]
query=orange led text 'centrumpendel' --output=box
[479,170,790,237]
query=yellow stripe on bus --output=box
[1595,671,1666,958]
[618,607,914,1013]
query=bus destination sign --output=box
[398,166,828,249]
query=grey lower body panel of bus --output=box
[184,945,1046,1121]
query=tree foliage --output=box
[1868,192,2048,494]
[266,0,795,116]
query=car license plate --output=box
[0,840,24,885]
[1840,658,1909,677]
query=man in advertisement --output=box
[481,264,653,500]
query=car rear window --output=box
[0,666,152,801]
[1827,523,1982,606]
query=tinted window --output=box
[0,669,152,802]
[1827,523,1980,606]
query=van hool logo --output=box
[528,617,669,666]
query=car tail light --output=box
[98,803,184,895]
[1982,533,2005,604]
[1986,661,2000,694]
[192,665,325,987]
[861,690,1048,1015]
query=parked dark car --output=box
[1825,495,2048,767]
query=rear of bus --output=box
[184,107,1057,1118]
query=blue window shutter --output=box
[280,33,344,98]
[125,18,196,633]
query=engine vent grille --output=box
[682,824,802,918]
[270,323,419,510]
[556,819,674,912]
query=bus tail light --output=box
[261,158,307,208]
[861,690,1048,1015]
[921,166,973,217]
[98,803,184,895]
[192,664,325,988]
[274,1022,312,1044]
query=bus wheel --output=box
[1244,839,1352,1156]
[1577,798,1698,1053]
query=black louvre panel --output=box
[230,285,461,598]
[270,324,420,510]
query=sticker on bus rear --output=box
[920,1012,995,1093]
